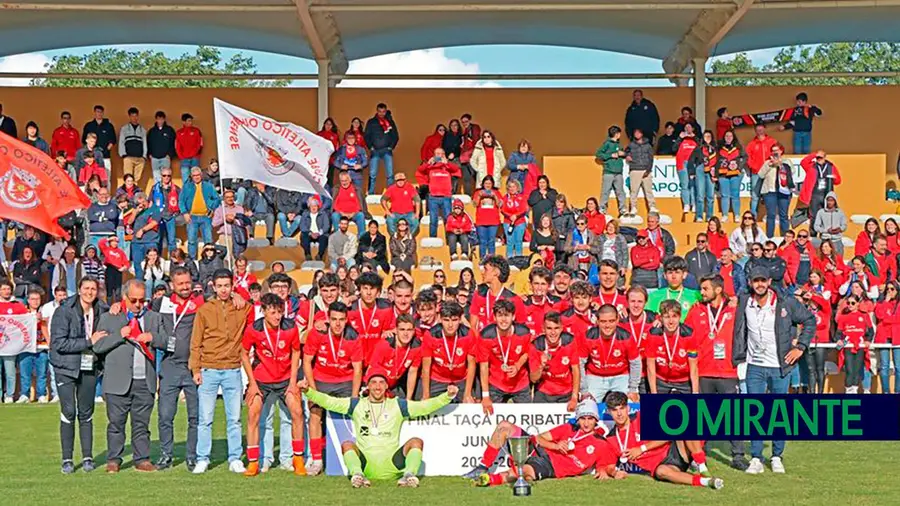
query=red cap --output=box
[637,229,649,238]
[364,366,389,383]
[452,198,465,209]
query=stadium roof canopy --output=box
[2,0,900,79]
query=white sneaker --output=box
[721,215,729,223]
[38,396,48,404]
[50,396,59,403]
[229,460,246,473]
[192,460,209,474]
[95,396,104,404]
[3,396,13,404]
[307,459,323,476]
[15,395,29,404]
[770,456,785,474]
[649,206,659,213]
[398,472,420,488]
[451,254,459,261]
[746,457,765,474]
[351,473,371,488]
[279,460,294,472]
[261,461,271,473]
[690,205,696,213]
[682,205,690,213]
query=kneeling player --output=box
[300,369,457,488]
[240,293,307,476]
[464,399,611,484]
[596,391,723,489]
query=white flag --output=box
[0,313,37,356]
[213,98,335,195]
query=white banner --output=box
[325,402,638,476]
[625,156,806,199]
[0,313,37,356]
[213,98,334,195]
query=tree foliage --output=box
[710,42,900,86]
[32,46,288,88]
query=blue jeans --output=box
[879,348,900,393]
[505,223,526,258]
[694,166,714,221]
[749,173,761,218]
[331,212,366,237]
[158,219,177,256]
[789,354,809,388]
[150,156,170,185]
[49,364,58,399]
[385,212,419,236]
[792,131,811,155]
[18,351,49,399]
[428,196,452,238]
[719,176,741,218]
[180,157,201,183]
[2,356,17,397]
[477,225,498,258]
[582,373,628,403]
[347,170,367,211]
[260,396,293,466]
[763,192,792,238]
[746,364,790,459]
[197,368,243,464]
[368,149,394,194]
[277,213,302,238]
[187,215,213,259]
[131,242,154,280]
[678,166,694,209]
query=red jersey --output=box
[333,184,362,214]
[414,161,459,197]
[707,232,728,258]
[477,323,532,393]
[718,262,738,297]
[382,183,417,215]
[836,311,872,351]
[520,294,562,338]
[685,301,737,379]
[500,193,527,226]
[580,327,638,377]
[296,297,330,333]
[529,333,578,396]
[645,326,697,384]
[545,424,614,478]
[560,307,595,342]
[674,136,698,171]
[472,189,502,226]
[51,125,81,160]
[414,315,438,342]
[368,337,423,388]
[242,319,300,384]
[604,412,671,477]
[470,284,525,332]
[619,311,656,377]
[593,289,627,315]
[347,298,396,363]
[423,324,476,384]
[175,125,203,159]
[808,294,833,344]
[0,300,27,315]
[875,300,900,345]
[445,211,474,234]
[304,326,363,383]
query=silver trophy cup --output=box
[507,436,532,497]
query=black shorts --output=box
[316,380,354,398]
[489,385,532,403]
[657,379,691,394]
[655,442,690,478]
[417,379,466,403]
[258,380,290,404]
[533,391,569,403]
[638,376,650,394]
[524,447,556,481]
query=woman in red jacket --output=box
[473,176,503,259]
[836,294,875,394]
[884,218,900,256]
[630,230,661,289]
[705,217,728,258]
[583,197,606,236]
[347,117,367,150]
[814,239,848,304]
[420,124,446,162]
[855,218,881,258]
[875,281,900,393]
[802,284,832,394]
[501,179,528,258]
[317,117,340,151]
[445,198,474,261]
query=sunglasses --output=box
[848,301,859,306]
[798,234,809,239]
[127,297,145,304]
[743,216,754,221]
[764,248,775,252]
[751,247,762,251]
[435,274,445,279]
[697,239,707,244]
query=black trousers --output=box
[460,163,477,195]
[843,350,865,388]
[808,191,827,237]
[57,370,97,462]
[300,232,328,260]
[808,347,829,393]
[699,377,745,458]
[157,366,199,461]
[106,379,155,464]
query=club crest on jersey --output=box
[456,348,464,356]
[278,341,286,349]
[405,360,412,367]
[723,313,732,321]
[561,357,570,365]
[586,445,595,455]
[679,349,686,358]
[338,350,346,358]
[515,345,522,354]
[371,319,379,327]
[613,349,622,358]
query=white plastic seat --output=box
[449,260,474,271]
[301,260,325,271]
[619,215,644,226]
[420,237,445,248]
[247,238,270,249]
[658,214,673,225]
[851,214,874,225]
[298,284,313,297]
[281,260,297,272]
[879,214,900,223]
[453,194,472,205]
[275,237,299,248]
[247,260,266,272]
[365,194,382,206]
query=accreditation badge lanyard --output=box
[358,304,378,337]
[80,310,95,371]
[629,314,647,348]
[328,329,344,365]
[168,296,193,352]
[707,303,725,339]
[615,424,631,464]
[443,333,459,369]
[497,329,513,372]
[568,430,592,451]
[664,331,680,364]
[263,324,281,357]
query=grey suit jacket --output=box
[93,310,165,396]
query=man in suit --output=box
[93,279,166,473]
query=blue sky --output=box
[0,44,783,88]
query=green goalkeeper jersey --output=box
[646,287,700,322]
[306,389,452,462]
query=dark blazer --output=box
[93,311,165,395]
[50,295,110,378]
[732,291,816,377]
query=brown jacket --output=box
[189,297,251,373]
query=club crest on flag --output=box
[0,166,40,210]
[255,139,291,176]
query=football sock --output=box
[489,473,506,486]
[292,440,305,457]
[404,448,423,475]
[310,438,325,461]
[482,445,500,468]
[342,450,363,476]
[692,475,711,487]
[247,446,260,463]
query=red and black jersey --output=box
[529,332,578,396]
[347,298,396,363]
[619,311,656,377]
[561,307,596,342]
[603,412,671,477]
[477,323,532,393]
[580,327,638,377]
[414,315,439,342]
[304,325,363,384]
[520,294,562,338]
[783,104,822,132]
[716,145,744,177]
[593,289,627,315]
[470,284,525,331]
[368,336,423,388]
[701,143,718,173]
[423,324,477,384]
[685,302,737,379]
[645,325,697,384]
[242,318,301,384]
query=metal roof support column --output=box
[693,57,707,130]
[317,59,330,128]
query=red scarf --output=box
[345,144,357,158]
[377,116,391,133]
[125,311,155,364]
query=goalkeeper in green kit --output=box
[299,366,457,488]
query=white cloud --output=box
[0,53,50,86]
[341,48,500,88]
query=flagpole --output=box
[220,175,234,269]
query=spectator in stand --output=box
[364,103,399,194]
[442,119,463,188]
[82,105,116,179]
[381,172,420,236]
[564,215,597,273]
[203,158,221,189]
[328,216,358,270]
[875,282,900,393]
[347,117,367,150]
[169,247,200,283]
[274,187,304,238]
[82,246,104,287]
[779,92,822,155]
[813,192,847,257]
[180,166,221,259]
[746,125,777,218]
[99,237,128,299]
[595,219,629,273]
[758,143,795,237]
[716,130,747,223]
[501,179,528,258]
[459,114,482,194]
[715,107,732,141]
[12,246,42,299]
[884,218,900,256]
[243,182,276,245]
[582,197,606,236]
[147,111,177,185]
[18,289,48,403]
[357,220,389,272]
[624,89,660,143]
[23,121,50,155]
[630,229,661,289]
[527,175,557,227]
[656,122,678,156]
[730,212,767,266]
[673,106,702,137]
[866,235,898,289]
[531,214,557,266]
[197,245,225,293]
[855,218,881,259]
[389,218,417,274]
[798,150,841,231]
[332,131,368,212]
[11,226,46,267]
[595,126,627,216]
[0,103,18,138]
[331,171,366,237]
[317,117,340,151]
[212,189,245,246]
[705,217,728,257]
[716,248,746,297]
[624,128,657,215]
[644,211,676,261]
[416,147,459,238]
[74,132,106,177]
[52,111,81,165]
[473,176,502,259]
[175,113,203,183]
[42,235,67,274]
[781,229,816,291]
[506,139,536,191]
[471,130,505,190]
[130,192,161,279]
[692,130,717,223]
[420,124,445,162]
[78,151,107,188]
[51,246,84,297]
[674,123,699,214]
[140,247,169,297]
[686,233,717,283]
[755,241,788,292]
[149,167,181,258]
[115,173,139,205]
[299,195,330,261]
[550,195,576,263]
[86,186,118,251]
[446,198,474,261]
[119,107,148,182]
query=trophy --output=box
[507,436,531,497]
